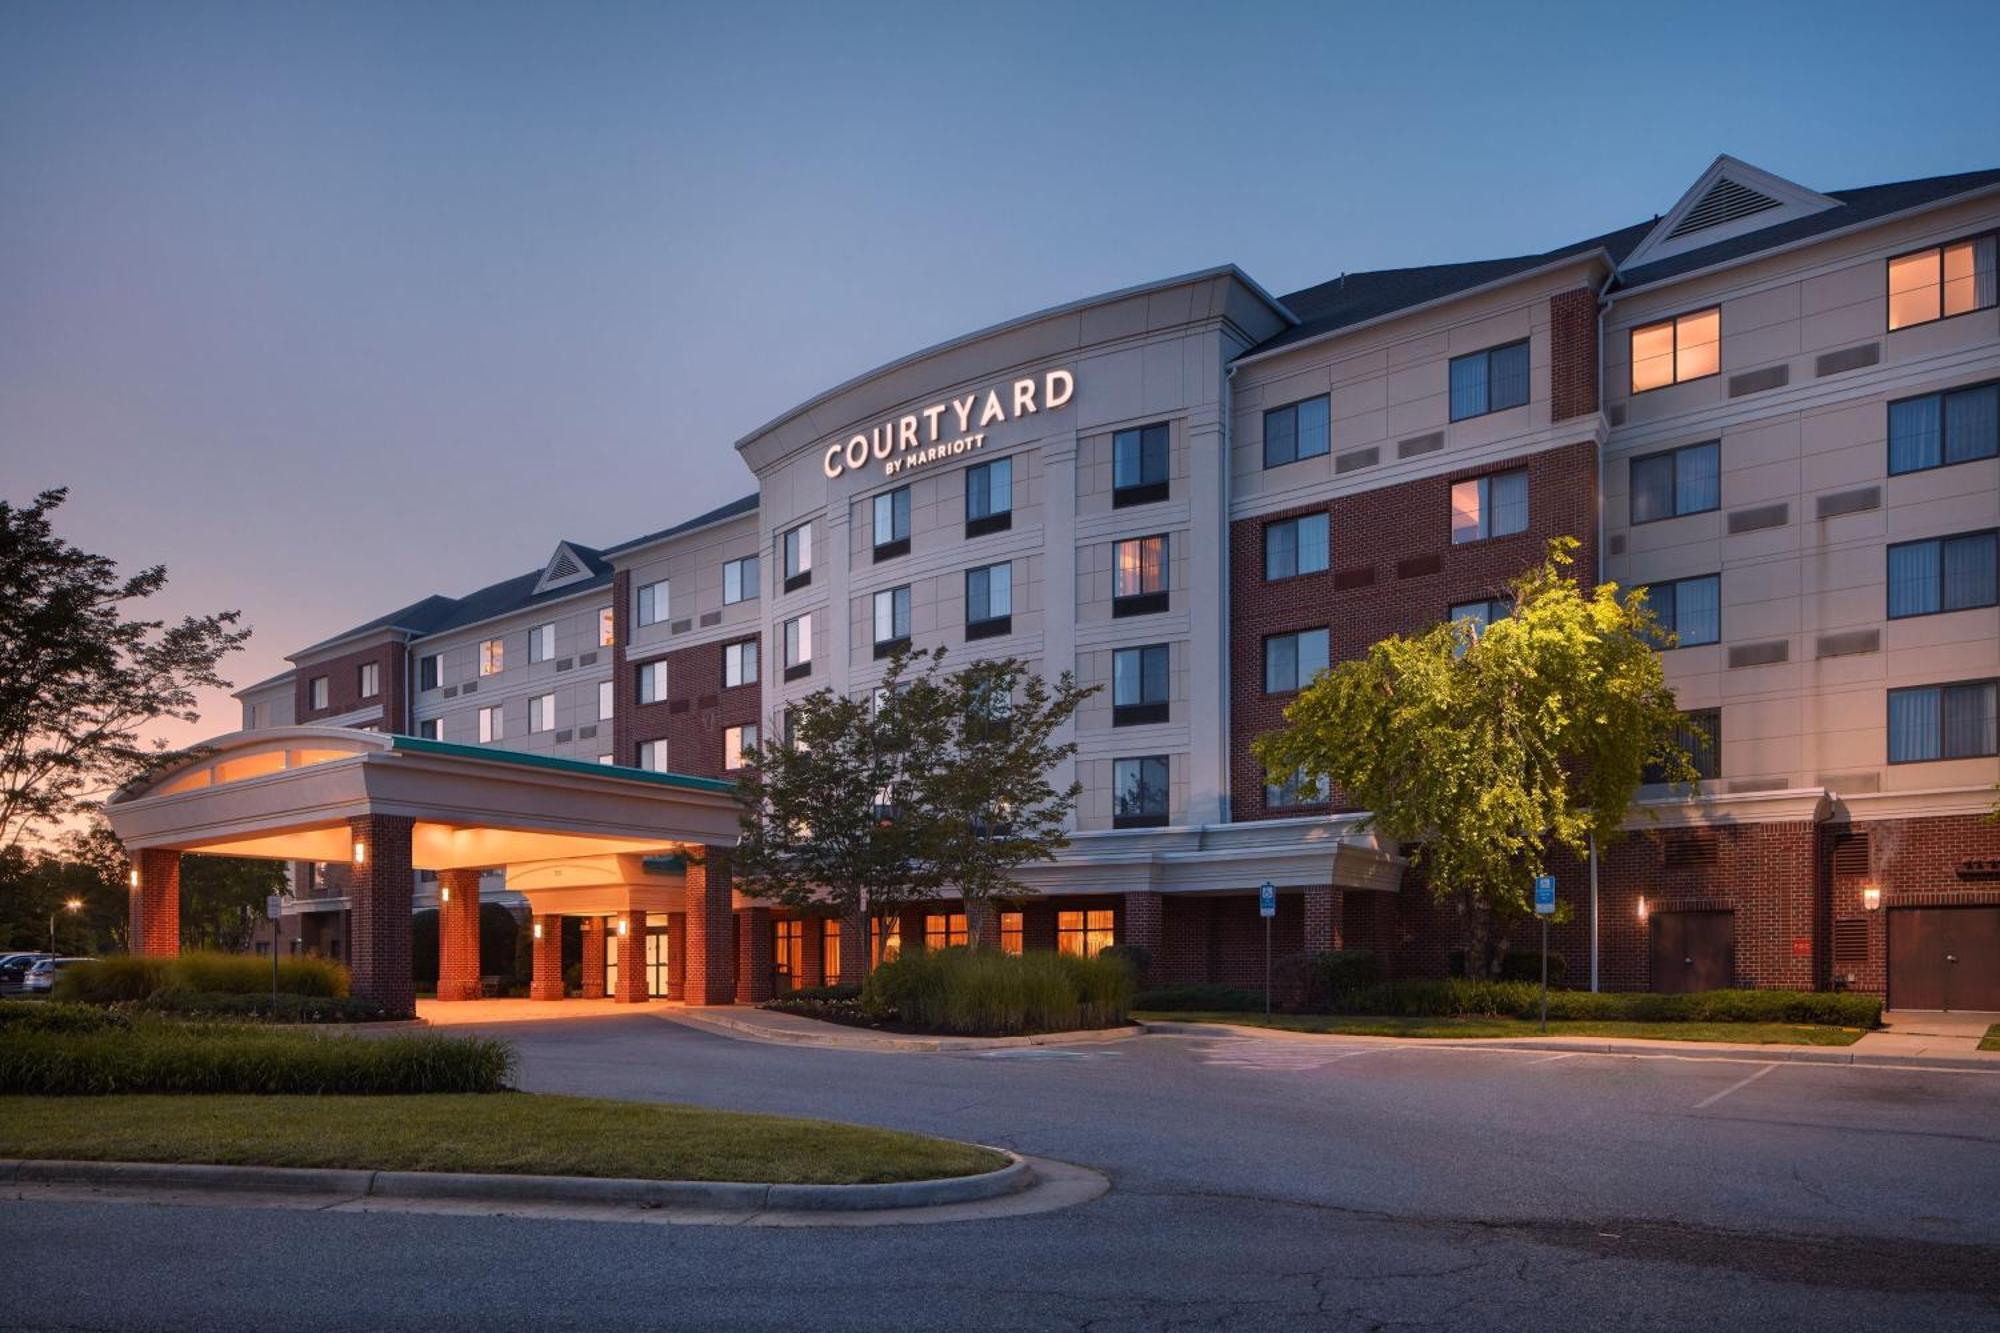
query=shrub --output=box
[781,984,861,1002]
[1273,950,1380,1010]
[859,948,1134,1036]
[1497,951,1566,985]
[762,994,872,1024]
[0,1001,132,1035]
[0,1025,514,1095]
[133,991,393,1024]
[55,952,349,1004]
[1323,980,1882,1028]
[1098,944,1151,985]
[1131,984,1266,1013]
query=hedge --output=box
[0,1026,514,1095]
[1324,979,1882,1027]
[133,991,393,1024]
[54,952,350,1004]
[1131,984,1267,1013]
[860,948,1134,1036]
[0,1001,132,1036]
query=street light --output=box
[50,897,83,958]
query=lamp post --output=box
[49,897,83,959]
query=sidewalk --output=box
[668,1006,1140,1053]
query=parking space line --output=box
[1692,1062,1777,1109]
[1529,1052,1577,1065]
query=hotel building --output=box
[227,157,2000,1011]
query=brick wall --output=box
[1548,286,1599,423]
[132,848,181,956]
[1229,438,1599,820]
[295,638,407,731]
[1827,813,2000,997]
[612,576,761,775]
[346,813,415,1016]
[436,868,482,1001]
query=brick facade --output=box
[346,813,416,1016]
[1229,438,1599,821]
[614,911,648,1003]
[1548,286,1600,422]
[580,916,607,998]
[530,914,565,1000]
[132,848,181,957]
[610,568,761,776]
[735,907,774,1003]
[683,846,735,1004]
[436,868,482,1001]
[295,637,407,731]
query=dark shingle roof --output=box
[601,492,759,557]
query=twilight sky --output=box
[4,0,1998,749]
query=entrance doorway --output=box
[1649,910,1734,993]
[1888,906,2000,1011]
[604,925,673,999]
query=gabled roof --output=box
[601,491,759,557]
[1619,155,1838,272]
[532,540,609,596]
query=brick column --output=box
[965,899,999,951]
[840,906,872,984]
[735,907,774,1004]
[436,868,483,1001]
[800,915,826,987]
[530,914,564,1000]
[899,903,928,954]
[131,848,182,957]
[346,814,416,1017]
[1023,902,1059,954]
[1122,890,1163,959]
[683,847,735,1004]
[667,913,687,1000]
[615,911,648,1003]
[1303,884,1344,954]
[580,917,607,999]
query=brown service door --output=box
[1649,910,1735,994]
[1889,907,2000,1011]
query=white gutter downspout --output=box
[1590,262,1617,993]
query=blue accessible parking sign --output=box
[1534,874,1557,916]
[1259,882,1277,917]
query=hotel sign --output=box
[822,369,1074,480]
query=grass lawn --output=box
[1982,1025,2000,1053]
[1134,1011,1868,1046]
[0,1093,1006,1184]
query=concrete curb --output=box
[0,1152,1033,1212]
[1136,1020,2000,1072]
[673,1009,1141,1053]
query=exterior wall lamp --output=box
[128,869,140,889]
[1861,884,1882,912]
[617,918,630,937]
[439,885,450,904]
[532,921,544,941]
[1635,895,1649,921]
[351,840,367,866]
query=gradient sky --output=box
[5,0,1999,750]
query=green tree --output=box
[0,820,130,954]
[1254,538,1699,977]
[0,489,251,852]
[178,854,288,953]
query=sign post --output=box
[1533,874,1557,1033]
[266,893,284,1011]
[1258,882,1277,1016]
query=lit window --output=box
[1112,755,1169,828]
[637,739,669,771]
[1645,709,1721,783]
[784,614,813,676]
[1888,381,2000,476]
[1889,680,1998,763]
[419,653,441,691]
[872,488,911,558]
[528,693,555,733]
[925,913,968,950]
[1888,532,1999,619]
[772,918,802,991]
[309,676,329,710]
[1113,644,1170,725]
[1629,307,1720,393]
[1113,534,1168,615]
[597,754,614,766]
[597,679,614,721]
[1057,909,1115,958]
[636,659,668,705]
[1630,441,1720,523]
[1263,395,1330,468]
[872,916,901,965]
[1642,575,1721,647]
[966,563,1011,637]
[723,555,759,605]
[966,458,1013,535]
[872,586,912,655]
[1113,422,1170,506]
[528,623,555,664]
[1264,512,1330,580]
[1263,629,1329,694]
[724,639,759,687]
[1888,235,1997,330]
[999,912,1023,955]
[636,580,669,628]
[478,704,503,744]
[1264,765,1325,810]
[598,607,615,647]
[823,919,842,986]
[724,724,758,771]
[357,662,379,698]
[782,523,812,589]
[1450,469,1529,544]
[479,638,504,676]
[1449,340,1531,421]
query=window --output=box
[419,653,441,691]
[1643,574,1721,647]
[1264,512,1330,580]
[925,913,967,950]
[1630,441,1720,523]
[1113,755,1169,828]
[872,916,901,965]
[1450,469,1529,544]
[724,639,759,687]
[1629,307,1720,393]
[823,920,842,987]
[872,487,911,560]
[636,580,668,628]
[781,523,812,590]
[418,717,442,740]
[966,563,1012,639]
[528,692,555,733]
[1113,644,1170,725]
[637,739,669,771]
[872,586,912,655]
[1448,598,1509,648]
[1113,422,1170,506]
[772,919,802,992]
[1646,709,1721,783]
[1113,535,1168,616]
[1058,909,1115,958]
[478,705,503,744]
[598,607,615,648]
[597,679,614,721]
[965,457,1012,536]
[528,622,555,664]
[597,754,614,766]
[1890,680,1998,763]
[1888,381,2000,475]
[1449,340,1531,421]
[723,724,758,771]
[479,638,504,676]
[308,676,329,710]
[723,555,759,605]
[1263,395,1330,468]
[1264,764,1325,810]
[1887,234,1997,330]
[1264,629,1329,694]
[999,911,1023,955]
[1888,532,1998,619]
[783,613,813,679]
[357,662,379,698]
[636,659,668,705]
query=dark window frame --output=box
[1262,394,1331,470]
[1112,422,1171,507]
[871,486,912,562]
[1885,230,1999,332]
[1887,379,2000,477]
[781,524,812,592]
[1644,707,1721,784]
[1111,754,1170,829]
[1448,338,1531,422]
[1112,533,1169,618]
[872,584,912,657]
[1628,440,1721,525]
[1886,529,1999,620]
[1111,643,1170,727]
[1887,677,1999,764]
[965,562,1013,640]
[1263,627,1330,695]
[418,654,440,692]
[1642,573,1722,648]
[964,457,1013,537]
[1628,305,1722,395]
[1263,511,1331,582]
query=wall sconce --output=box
[439,885,450,904]
[128,869,140,889]
[617,918,630,937]
[351,840,367,865]
[1861,883,1882,912]
[532,921,544,941]
[1636,895,1649,921]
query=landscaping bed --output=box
[762,949,1137,1037]
[1135,1012,1869,1046]
[0,1093,1008,1184]
[1983,1024,2000,1053]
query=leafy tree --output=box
[179,854,288,953]
[1254,538,1698,977]
[0,488,251,851]
[0,821,129,954]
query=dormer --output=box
[1621,155,1839,271]
[534,541,599,595]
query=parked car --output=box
[22,957,94,995]
[0,953,50,996]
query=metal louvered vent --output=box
[545,550,582,581]
[1831,831,1870,877]
[1662,833,1719,868]
[1666,178,1783,239]
[1832,918,1869,967]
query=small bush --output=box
[1131,985,1266,1013]
[762,994,873,1024]
[860,948,1134,1036]
[133,991,393,1024]
[783,984,861,1002]
[1098,944,1152,985]
[0,1001,132,1035]
[1274,950,1380,1010]
[1322,980,1881,1028]
[1497,951,1566,984]
[0,1026,514,1095]
[55,952,349,1004]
